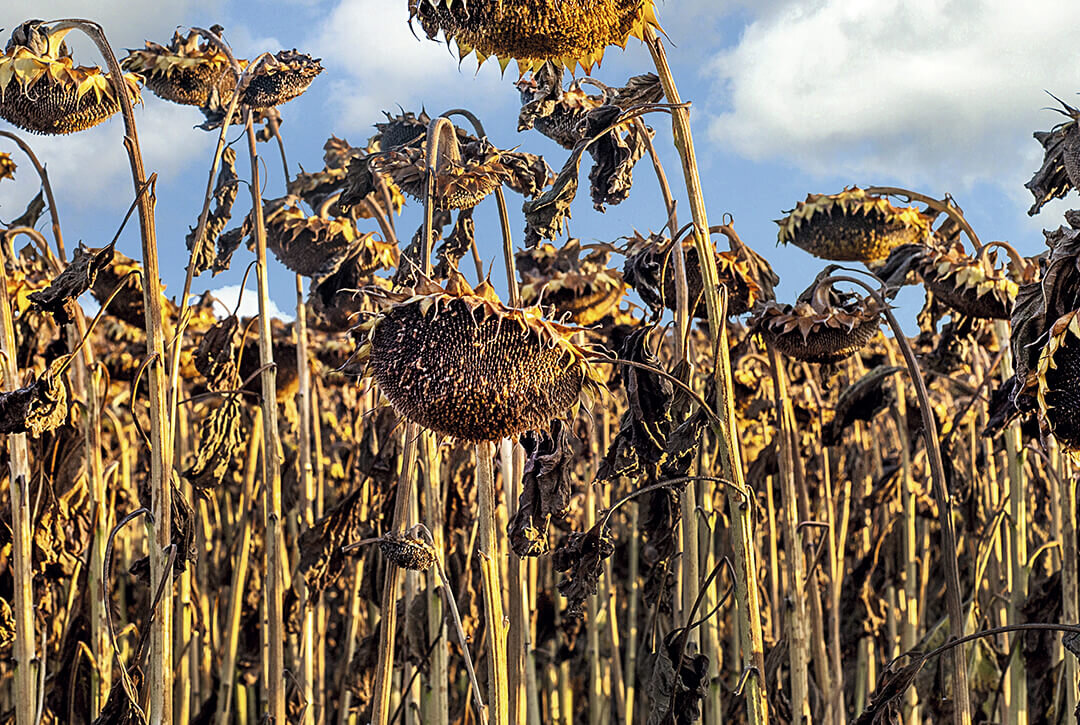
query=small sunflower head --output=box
[753,278,881,364]
[1036,310,1080,455]
[379,527,438,570]
[409,0,663,73]
[240,50,322,109]
[777,187,933,264]
[0,153,14,181]
[0,21,142,135]
[918,242,1035,320]
[121,29,235,107]
[517,239,625,325]
[264,196,396,280]
[350,271,605,442]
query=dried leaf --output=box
[509,419,575,557]
[853,657,926,725]
[0,356,69,436]
[29,240,115,324]
[552,522,614,617]
[298,486,364,605]
[183,396,244,490]
[186,146,239,277]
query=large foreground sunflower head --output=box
[409,0,663,73]
[349,270,604,442]
[0,21,142,135]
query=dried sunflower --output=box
[350,271,604,442]
[0,152,14,181]
[121,28,235,107]
[410,0,663,72]
[371,137,549,211]
[777,187,933,264]
[1026,95,1080,215]
[264,196,395,279]
[517,240,625,325]
[1036,310,1080,454]
[240,50,322,109]
[917,242,1035,320]
[623,232,771,319]
[753,278,881,364]
[379,528,438,571]
[0,22,142,135]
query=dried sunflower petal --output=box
[121,27,235,107]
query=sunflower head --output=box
[240,50,322,109]
[0,152,14,181]
[379,527,438,570]
[623,232,768,319]
[350,270,604,442]
[264,196,391,279]
[918,242,1035,320]
[1036,310,1080,455]
[410,0,663,73]
[121,28,235,107]
[753,278,881,364]
[777,187,933,264]
[0,21,142,135]
[517,240,625,325]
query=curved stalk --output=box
[49,18,174,723]
[0,130,66,261]
[820,273,972,725]
[864,185,982,250]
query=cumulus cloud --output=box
[707,0,1080,191]
[308,0,508,134]
[205,285,293,321]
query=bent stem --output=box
[0,130,66,261]
[821,274,972,725]
[864,185,982,250]
[50,17,174,724]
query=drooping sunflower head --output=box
[409,0,663,73]
[777,187,933,264]
[0,21,142,135]
[264,196,396,280]
[121,28,236,107]
[752,276,881,364]
[240,50,322,109]
[622,231,775,319]
[517,239,625,325]
[917,241,1036,320]
[350,271,604,442]
[1036,310,1080,455]
[379,527,438,570]
[0,152,14,181]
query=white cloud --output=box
[308,0,507,134]
[205,284,293,322]
[707,0,1080,191]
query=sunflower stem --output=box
[822,274,972,725]
[644,25,769,724]
[0,238,35,725]
[0,131,65,261]
[215,410,262,725]
[243,107,287,724]
[295,273,316,725]
[476,441,509,725]
[53,18,174,724]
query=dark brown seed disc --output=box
[0,82,121,135]
[763,319,880,364]
[241,51,322,109]
[143,64,235,107]
[789,209,924,263]
[369,298,585,442]
[1042,333,1080,449]
[379,533,437,571]
[924,276,1011,320]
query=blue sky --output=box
[3,0,1080,323]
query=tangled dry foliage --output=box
[0,9,1076,725]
